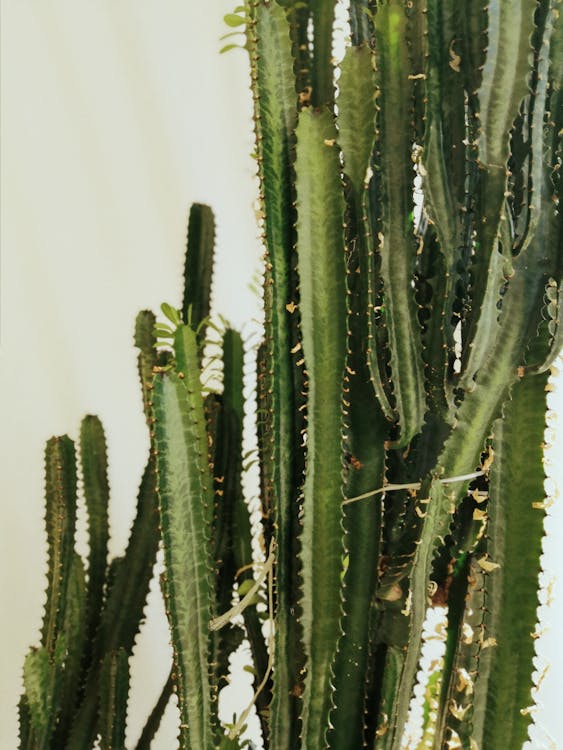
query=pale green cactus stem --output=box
[294,106,347,749]
[152,326,217,750]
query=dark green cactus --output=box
[20,1,561,748]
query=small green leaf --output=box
[224,13,246,27]
[220,43,242,55]
[219,30,245,41]
[153,326,175,339]
[160,302,181,327]
[154,323,174,333]
[237,579,255,598]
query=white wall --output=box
[1,2,262,746]
[1,2,561,748]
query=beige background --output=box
[1,2,561,748]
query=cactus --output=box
[19,1,562,748]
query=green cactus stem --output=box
[79,416,110,656]
[152,325,217,750]
[309,0,337,106]
[472,373,548,747]
[98,649,130,750]
[182,203,215,349]
[373,0,426,446]
[67,455,159,750]
[294,106,347,750]
[247,4,305,744]
[41,436,78,657]
[50,553,87,746]
[134,672,174,750]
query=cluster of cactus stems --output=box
[19,0,562,748]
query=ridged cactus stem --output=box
[421,0,468,411]
[134,672,174,750]
[41,436,78,658]
[79,416,110,658]
[152,326,217,750]
[182,203,215,353]
[67,456,159,750]
[460,0,537,384]
[328,38,389,749]
[373,0,426,446]
[310,0,337,106]
[246,5,306,744]
[98,649,129,750]
[294,107,347,750]
[349,0,375,46]
[374,254,551,748]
